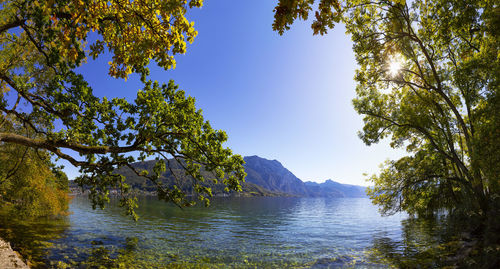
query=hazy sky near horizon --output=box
[66,0,406,186]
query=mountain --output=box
[104,155,366,198]
[112,159,280,197]
[243,156,309,196]
[244,156,366,197]
[304,179,367,198]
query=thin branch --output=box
[3,146,29,181]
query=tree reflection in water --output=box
[0,213,69,268]
[367,214,500,268]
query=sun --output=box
[387,56,402,77]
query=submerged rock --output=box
[312,255,355,268]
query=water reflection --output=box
[0,213,69,268]
[368,215,467,268]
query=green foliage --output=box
[349,0,499,216]
[273,0,342,35]
[273,0,499,217]
[0,0,246,219]
[0,117,69,218]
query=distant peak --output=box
[243,155,260,160]
[244,155,282,165]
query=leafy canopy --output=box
[0,0,246,220]
[0,116,69,218]
[273,0,499,216]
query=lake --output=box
[1,196,415,268]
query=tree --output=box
[0,116,69,218]
[0,0,246,220]
[273,0,499,216]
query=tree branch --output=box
[0,18,25,34]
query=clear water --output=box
[2,196,410,268]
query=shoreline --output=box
[0,237,29,269]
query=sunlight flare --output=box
[387,55,403,78]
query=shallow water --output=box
[2,196,412,268]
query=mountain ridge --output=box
[94,155,367,198]
[243,156,366,198]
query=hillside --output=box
[113,159,280,197]
[88,155,367,198]
[304,180,366,198]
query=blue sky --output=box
[68,0,405,186]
